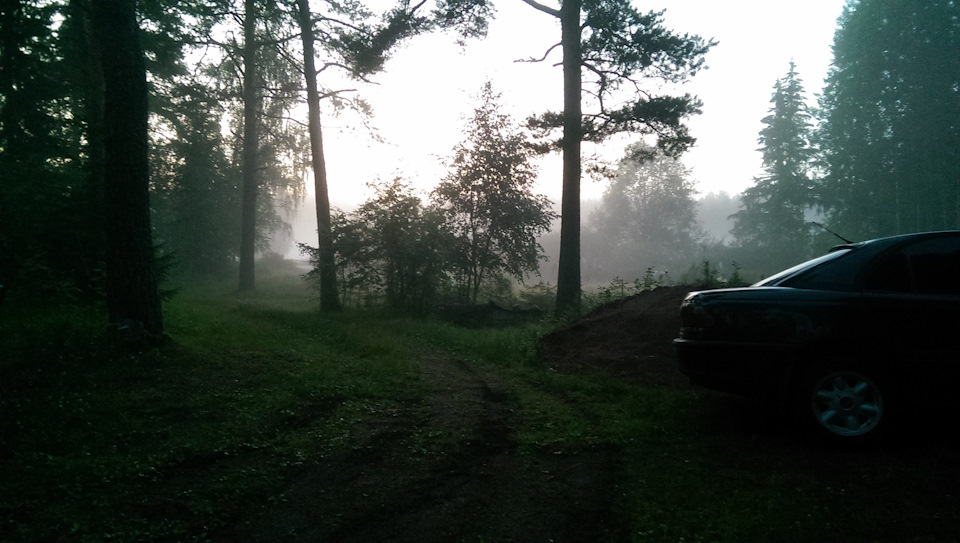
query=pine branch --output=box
[519,0,560,18]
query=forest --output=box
[3,2,960,541]
[1,0,958,331]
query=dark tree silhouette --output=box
[93,0,163,335]
[520,0,712,313]
[731,61,816,270]
[293,0,339,310]
[818,0,960,239]
[238,0,261,292]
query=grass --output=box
[2,275,958,542]
[1,279,423,540]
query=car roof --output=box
[769,230,960,289]
[842,230,960,249]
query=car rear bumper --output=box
[673,338,796,401]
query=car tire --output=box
[798,364,890,443]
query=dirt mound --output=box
[539,285,693,386]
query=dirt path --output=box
[239,355,626,542]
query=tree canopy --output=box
[13,0,957,318]
[433,83,556,303]
[817,0,960,240]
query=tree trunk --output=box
[555,0,582,314]
[75,0,107,288]
[238,0,260,292]
[295,0,340,311]
[93,0,163,335]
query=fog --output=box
[3,0,956,313]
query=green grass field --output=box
[2,276,957,542]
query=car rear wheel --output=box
[805,368,886,441]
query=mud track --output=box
[239,355,626,542]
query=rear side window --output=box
[863,237,960,295]
[755,249,852,287]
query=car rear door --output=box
[859,235,960,370]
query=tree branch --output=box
[319,88,358,100]
[518,0,560,18]
[317,61,376,84]
[516,42,562,63]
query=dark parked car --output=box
[674,230,960,441]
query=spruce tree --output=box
[731,61,815,271]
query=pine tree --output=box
[520,0,713,313]
[93,0,164,335]
[732,61,816,270]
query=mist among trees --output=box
[1,0,958,331]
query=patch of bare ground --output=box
[539,286,692,386]
[237,355,627,542]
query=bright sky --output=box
[315,0,847,209]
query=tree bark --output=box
[555,0,582,314]
[238,0,260,292]
[74,0,107,287]
[93,0,163,335]
[295,0,340,311]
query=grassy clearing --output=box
[2,276,958,542]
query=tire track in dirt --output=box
[239,355,625,542]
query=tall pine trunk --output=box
[74,0,107,290]
[93,0,163,335]
[295,0,340,311]
[555,0,582,314]
[238,0,260,292]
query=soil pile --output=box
[539,285,694,386]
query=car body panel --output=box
[674,231,960,429]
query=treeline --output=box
[1,0,956,329]
[579,1,959,284]
[728,2,959,276]
[0,0,495,323]
[1,0,713,327]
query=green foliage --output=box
[817,0,960,239]
[515,281,557,312]
[330,0,493,74]
[433,83,557,304]
[0,1,99,299]
[304,86,556,314]
[639,266,669,290]
[675,258,747,289]
[151,83,241,278]
[593,276,632,305]
[303,179,452,313]
[586,268,668,307]
[727,260,745,287]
